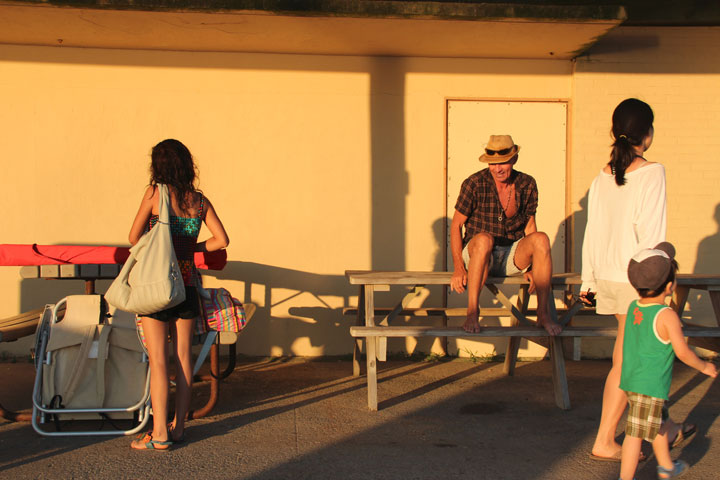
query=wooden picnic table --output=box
[345,271,720,411]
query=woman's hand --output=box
[579,289,596,307]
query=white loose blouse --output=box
[581,162,667,292]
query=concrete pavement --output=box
[1,357,718,479]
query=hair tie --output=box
[619,134,627,139]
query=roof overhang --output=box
[0,1,627,59]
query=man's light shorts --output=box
[625,392,667,442]
[462,238,528,277]
[596,279,638,315]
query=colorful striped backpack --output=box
[200,288,247,332]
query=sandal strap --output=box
[657,460,688,478]
[133,432,173,450]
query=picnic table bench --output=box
[345,271,720,411]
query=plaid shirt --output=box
[454,168,538,247]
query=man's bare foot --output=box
[463,313,480,333]
[537,317,562,336]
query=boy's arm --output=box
[659,309,717,378]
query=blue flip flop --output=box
[131,432,173,451]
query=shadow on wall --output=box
[578,27,720,74]
[206,261,357,357]
[583,32,661,56]
[432,216,447,272]
[687,203,720,324]
[556,189,589,276]
[370,57,407,271]
[196,217,449,358]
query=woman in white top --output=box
[583,98,691,461]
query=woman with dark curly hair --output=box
[129,139,228,450]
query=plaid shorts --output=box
[625,392,668,442]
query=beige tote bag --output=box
[105,184,186,315]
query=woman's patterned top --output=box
[148,194,204,286]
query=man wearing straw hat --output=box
[450,134,561,335]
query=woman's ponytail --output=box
[609,99,654,186]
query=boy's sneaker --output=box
[657,459,688,479]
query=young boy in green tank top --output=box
[619,242,717,480]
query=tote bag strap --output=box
[158,184,171,224]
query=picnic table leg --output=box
[377,285,423,362]
[709,288,720,325]
[189,342,220,419]
[687,289,720,353]
[353,287,365,377]
[440,312,448,356]
[550,335,571,410]
[670,285,690,317]
[485,284,532,327]
[366,336,378,411]
[504,285,529,376]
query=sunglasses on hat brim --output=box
[485,147,515,156]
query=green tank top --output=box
[619,300,675,400]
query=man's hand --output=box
[451,267,467,294]
[523,271,536,294]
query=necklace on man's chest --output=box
[498,185,513,222]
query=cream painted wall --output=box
[0,45,571,358]
[5,26,717,359]
[571,26,720,357]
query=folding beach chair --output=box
[31,295,151,436]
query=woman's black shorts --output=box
[145,286,200,321]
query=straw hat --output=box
[479,135,520,164]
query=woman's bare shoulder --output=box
[143,184,158,197]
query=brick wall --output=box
[572,26,720,346]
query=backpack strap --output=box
[58,324,97,405]
[94,325,112,406]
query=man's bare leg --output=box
[463,233,493,333]
[513,232,561,335]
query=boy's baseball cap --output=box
[627,242,676,291]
